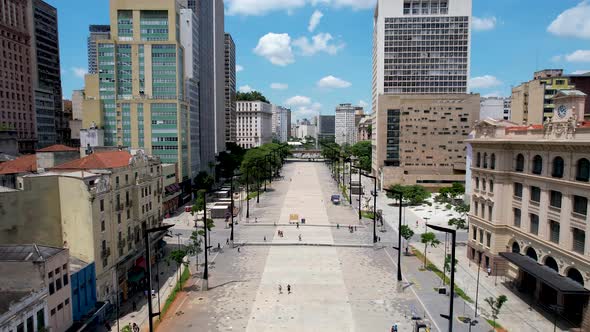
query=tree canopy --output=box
[387,184,431,206]
[236,91,269,103]
[217,142,246,179]
[240,143,290,185]
[193,171,214,191]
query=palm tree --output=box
[420,232,440,269]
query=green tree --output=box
[168,249,186,266]
[399,225,415,255]
[193,171,214,191]
[485,295,508,329]
[420,232,441,268]
[186,230,202,270]
[444,254,458,274]
[448,217,467,230]
[236,91,269,103]
[349,141,372,172]
[217,142,246,179]
[387,184,431,206]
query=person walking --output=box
[238,247,241,253]
[296,222,299,229]
[298,234,302,241]
[278,284,282,294]
[487,266,492,277]
[287,284,291,294]
[264,236,266,242]
[133,323,139,332]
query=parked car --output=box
[331,194,341,205]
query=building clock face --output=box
[557,105,568,118]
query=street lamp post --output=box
[475,251,482,317]
[245,167,250,219]
[144,224,174,332]
[348,159,352,203]
[385,189,404,282]
[352,166,377,243]
[230,172,242,243]
[202,191,213,290]
[426,224,457,332]
[256,162,261,204]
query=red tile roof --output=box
[505,125,544,132]
[52,151,132,170]
[36,144,78,152]
[0,155,37,175]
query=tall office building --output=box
[82,0,191,180]
[372,0,471,111]
[271,105,291,143]
[87,25,111,75]
[224,33,236,143]
[335,104,357,146]
[213,0,225,153]
[318,115,335,142]
[180,8,201,178]
[372,0,475,189]
[0,0,37,153]
[30,0,64,148]
[480,96,511,120]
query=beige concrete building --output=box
[0,244,71,332]
[236,100,272,148]
[357,114,372,142]
[372,94,479,189]
[162,163,180,215]
[0,149,164,304]
[82,0,191,181]
[467,90,590,327]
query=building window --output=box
[63,274,69,286]
[490,154,496,170]
[127,209,131,219]
[550,191,562,208]
[515,154,524,172]
[573,228,586,254]
[475,177,479,189]
[552,157,564,178]
[532,155,543,175]
[474,202,478,215]
[101,220,105,232]
[530,214,539,235]
[476,152,481,167]
[577,158,590,182]
[482,180,486,191]
[486,232,491,247]
[489,180,494,193]
[65,298,70,305]
[573,195,588,216]
[549,220,560,244]
[56,278,62,290]
[530,186,541,203]
[37,309,45,329]
[483,153,488,168]
[513,208,521,227]
[100,199,104,211]
[514,183,523,198]
[26,316,33,332]
[117,214,121,224]
[479,229,484,244]
[488,206,493,221]
[472,226,477,240]
[49,282,55,294]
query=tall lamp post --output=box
[385,188,404,281]
[201,190,213,290]
[427,223,457,332]
[230,172,242,243]
[144,224,174,332]
[352,166,377,243]
[245,166,250,219]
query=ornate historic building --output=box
[467,90,590,327]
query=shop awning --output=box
[135,257,146,269]
[500,252,590,294]
[127,270,145,283]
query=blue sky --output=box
[49,0,590,120]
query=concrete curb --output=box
[241,223,366,228]
[234,242,375,248]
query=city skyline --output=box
[50,0,590,120]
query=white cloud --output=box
[236,65,244,72]
[572,70,590,75]
[311,0,376,10]
[238,85,254,93]
[254,33,295,66]
[469,75,502,89]
[71,67,87,79]
[358,100,369,108]
[271,83,289,90]
[284,95,312,106]
[551,55,563,62]
[293,102,323,118]
[548,1,590,39]
[317,75,351,88]
[226,0,306,16]
[482,91,504,98]
[472,16,497,31]
[565,50,590,62]
[293,33,344,56]
[308,10,323,32]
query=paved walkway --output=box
[352,172,568,332]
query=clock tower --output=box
[551,90,587,123]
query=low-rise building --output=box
[0,244,71,332]
[0,149,164,305]
[480,96,511,120]
[68,258,96,323]
[467,90,590,328]
[357,114,373,142]
[162,163,181,216]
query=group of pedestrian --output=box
[277,230,285,237]
[347,225,357,233]
[128,323,140,332]
[278,283,292,294]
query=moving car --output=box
[331,194,341,205]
